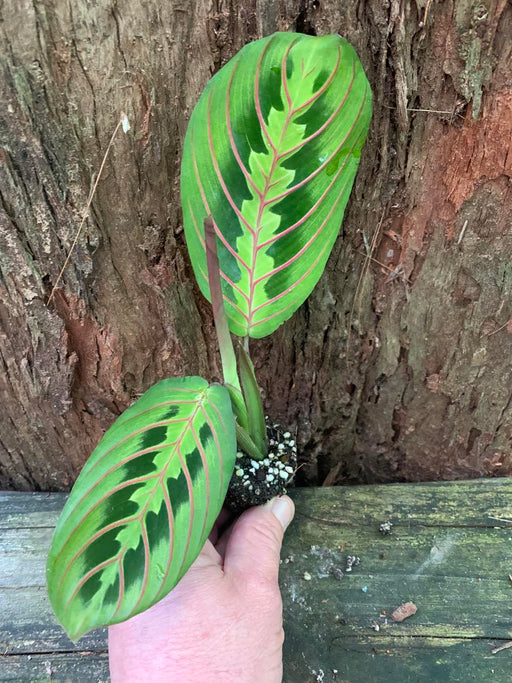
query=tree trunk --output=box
[0,0,510,491]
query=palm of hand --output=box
[109,497,294,683]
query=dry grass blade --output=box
[46,112,130,305]
[419,0,433,28]
[491,640,512,655]
[382,104,464,120]
[485,317,512,337]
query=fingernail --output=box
[270,496,295,531]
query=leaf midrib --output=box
[54,387,210,608]
[246,40,342,331]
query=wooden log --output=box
[281,480,512,681]
[0,654,108,683]
[0,480,511,681]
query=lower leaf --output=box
[46,377,236,641]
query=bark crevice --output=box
[0,0,510,490]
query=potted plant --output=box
[47,31,372,641]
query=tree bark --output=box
[0,0,510,490]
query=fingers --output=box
[212,518,235,559]
[194,507,236,568]
[194,538,223,568]
[223,496,295,584]
[208,507,233,545]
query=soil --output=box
[224,420,298,514]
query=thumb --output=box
[223,496,295,584]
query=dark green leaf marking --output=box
[146,502,170,552]
[167,469,190,518]
[84,528,123,570]
[140,425,168,450]
[182,32,372,338]
[122,452,159,480]
[186,447,204,483]
[123,537,146,591]
[47,378,236,640]
[100,484,145,529]
[79,572,103,605]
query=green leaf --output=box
[225,382,249,432]
[235,424,265,461]
[181,32,372,339]
[238,344,267,455]
[47,377,236,641]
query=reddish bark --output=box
[0,0,510,489]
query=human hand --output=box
[108,495,295,683]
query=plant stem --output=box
[204,217,241,394]
[238,342,268,455]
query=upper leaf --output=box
[181,32,372,338]
[47,377,236,641]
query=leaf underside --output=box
[182,32,372,339]
[47,378,236,641]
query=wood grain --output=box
[1,480,511,681]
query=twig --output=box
[486,318,512,337]
[355,250,411,283]
[487,516,512,524]
[47,112,130,305]
[408,107,454,115]
[384,265,406,284]
[491,641,512,655]
[382,104,464,119]
[322,461,342,487]
[419,0,433,28]
[457,219,469,244]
